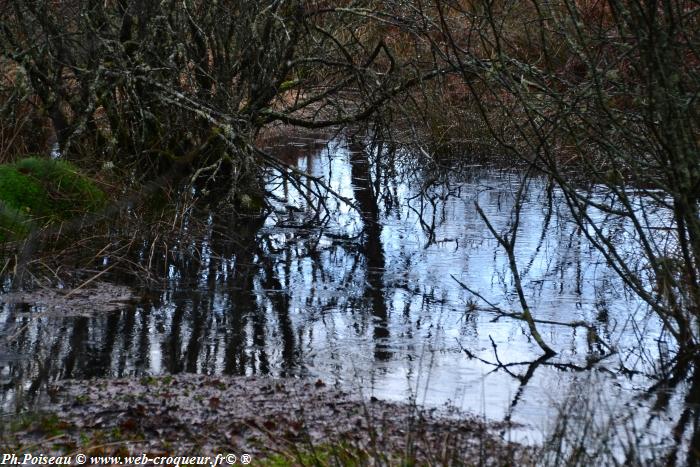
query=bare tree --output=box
[0,0,444,210]
[433,0,699,356]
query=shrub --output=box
[0,157,106,240]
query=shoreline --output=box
[1,374,530,466]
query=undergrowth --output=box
[0,157,105,241]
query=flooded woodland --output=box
[0,132,693,464]
[0,1,698,465]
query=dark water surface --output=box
[0,137,680,448]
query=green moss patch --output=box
[0,157,106,241]
[0,204,30,241]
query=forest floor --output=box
[1,374,531,466]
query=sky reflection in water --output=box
[0,137,666,443]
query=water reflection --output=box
[349,137,389,362]
[0,135,679,451]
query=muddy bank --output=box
[1,375,529,465]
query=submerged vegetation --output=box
[0,0,698,465]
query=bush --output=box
[0,157,106,240]
[0,203,30,241]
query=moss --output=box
[0,203,31,242]
[14,157,106,214]
[0,164,51,217]
[0,157,106,241]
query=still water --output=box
[0,136,676,445]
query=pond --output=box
[0,135,684,453]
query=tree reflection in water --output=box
[0,135,696,463]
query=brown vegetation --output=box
[1,375,529,466]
